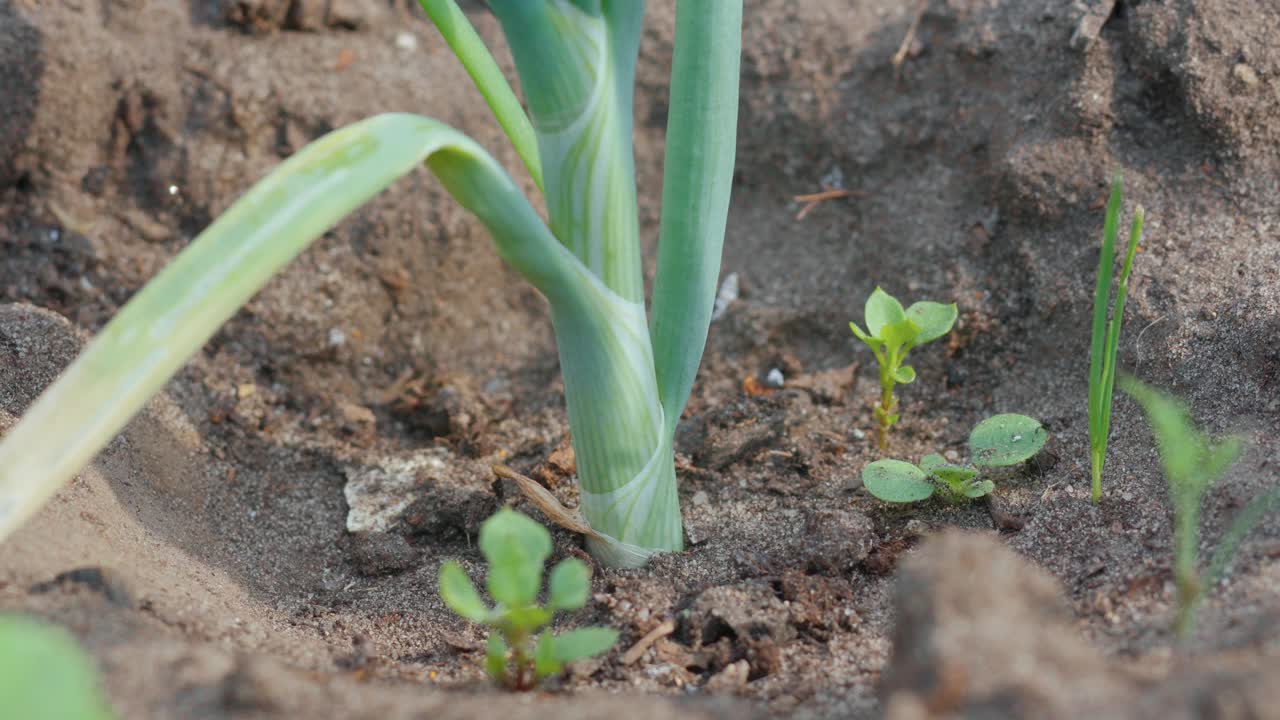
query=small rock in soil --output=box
[29,567,134,609]
[882,530,1132,717]
[345,531,417,577]
[703,659,749,694]
[342,448,492,537]
[220,656,298,712]
[335,399,376,440]
[680,583,796,678]
[801,506,876,573]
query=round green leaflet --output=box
[862,460,935,503]
[0,615,115,720]
[969,414,1047,467]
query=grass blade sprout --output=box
[1088,174,1144,502]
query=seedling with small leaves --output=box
[438,509,618,690]
[1120,376,1278,639]
[862,414,1046,504]
[849,287,957,450]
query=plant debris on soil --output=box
[2,1,1279,718]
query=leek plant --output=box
[1088,174,1144,503]
[0,0,743,568]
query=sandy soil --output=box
[1,0,1278,718]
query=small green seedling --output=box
[1120,376,1278,639]
[849,287,958,450]
[0,615,115,720]
[1088,174,1145,503]
[862,414,1045,503]
[438,509,618,690]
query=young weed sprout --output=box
[0,2,744,568]
[1120,376,1279,639]
[849,287,957,450]
[862,414,1045,504]
[1088,174,1145,503]
[438,509,617,690]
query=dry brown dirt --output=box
[1,1,1279,718]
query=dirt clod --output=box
[345,532,417,577]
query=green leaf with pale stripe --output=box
[0,113,572,545]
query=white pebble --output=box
[711,272,739,321]
[395,32,418,51]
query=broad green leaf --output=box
[920,454,946,473]
[551,627,619,663]
[485,632,509,683]
[480,509,552,607]
[961,479,995,498]
[865,287,907,336]
[862,460,935,503]
[547,558,591,611]
[0,616,114,720]
[533,632,563,679]
[931,464,978,488]
[438,561,489,622]
[906,301,958,344]
[880,318,921,355]
[894,365,917,384]
[969,414,1047,467]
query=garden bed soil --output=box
[2,0,1279,718]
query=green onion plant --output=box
[1120,375,1278,638]
[1088,174,1145,503]
[0,0,743,568]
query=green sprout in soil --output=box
[1088,174,1145,503]
[438,509,618,690]
[862,414,1046,503]
[0,615,115,720]
[1119,376,1279,639]
[849,287,958,450]
[0,1,744,568]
